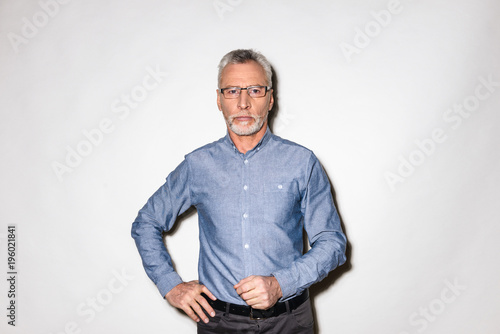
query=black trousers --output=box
[197,298,314,334]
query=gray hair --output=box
[217,49,273,88]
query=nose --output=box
[237,90,251,109]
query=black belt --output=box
[203,290,309,320]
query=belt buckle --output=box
[249,308,263,320]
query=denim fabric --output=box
[131,128,346,304]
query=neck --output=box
[228,124,267,154]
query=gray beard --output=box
[226,112,268,136]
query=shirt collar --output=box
[224,126,272,155]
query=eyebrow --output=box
[222,84,266,88]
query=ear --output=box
[216,88,222,111]
[268,89,274,111]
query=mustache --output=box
[228,113,257,120]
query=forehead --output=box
[220,61,267,87]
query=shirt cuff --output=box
[156,271,183,298]
[271,269,295,300]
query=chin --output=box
[226,113,267,136]
[230,123,262,136]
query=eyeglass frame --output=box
[219,85,272,99]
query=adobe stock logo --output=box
[339,0,404,63]
[399,278,467,334]
[385,75,498,192]
[213,0,243,20]
[46,268,134,334]
[273,106,295,133]
[6,0,72,54]
[51,65,167,182]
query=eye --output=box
[248,87,263,95]
[225,88,239,95]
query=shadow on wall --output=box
[267,67,280,131]
[309,176,352,334]
[269,66,353,333]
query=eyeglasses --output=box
[220,86,271,99]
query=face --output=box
[217,61,274,137]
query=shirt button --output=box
[243,213,248,219]
[278,184,283,189]
[244,159,249,164]
[243,185,248,191]
[244,244,249,249]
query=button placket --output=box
[241,155,251,276]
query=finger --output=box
[241,293,260,306]
[182,303,201,323]
[250,301,269,310]
[196,294,216,318]
[190,298,211,323]
[235,280,256,295]
[245,291,273,309]
[201,286,217,301]
[235,283,249,296]
[239,283,258,297]
[234,275,255,289]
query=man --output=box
[131,49,347,333]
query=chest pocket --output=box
[262,181,300,224]
[264,181,298,196]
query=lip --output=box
[235,116,254,122]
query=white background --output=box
[1,0,499,333]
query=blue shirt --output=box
[131,128,347,304]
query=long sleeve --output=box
[272,154,347,299]
[131,159,193,297]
